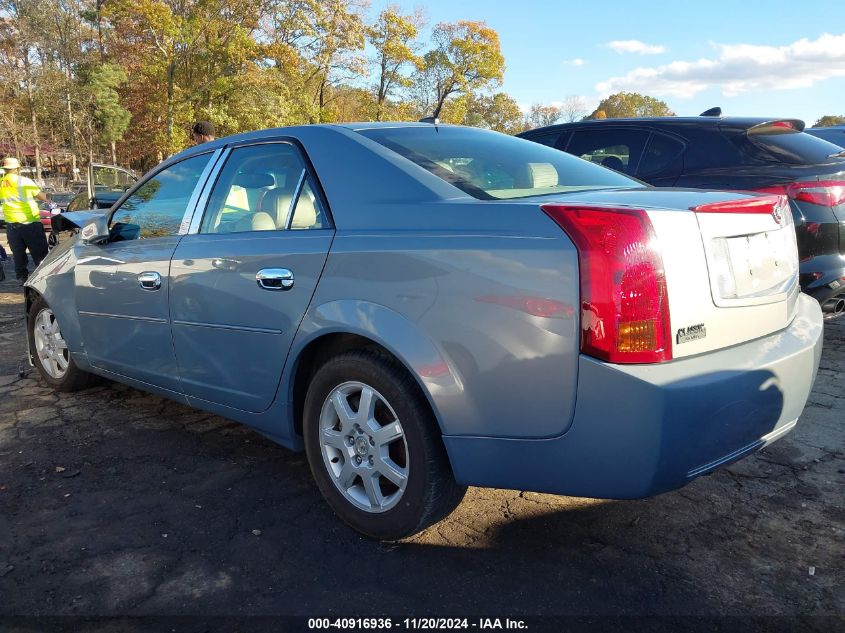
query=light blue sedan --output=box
[25,123,823,539]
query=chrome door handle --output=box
[256,268,294,291]
[138,271,162,290]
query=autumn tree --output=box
[587,92,674,119]
[295,0,368,121]
[415,20,504,119]
[525,103,561,128]
[368,6,423,121]
[462,92,524,134]
[103,0,270,158]
[813,115,845,127]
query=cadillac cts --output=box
[25,123,823,539]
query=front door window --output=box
[110,153,212,239]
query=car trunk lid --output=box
[534,188,800,361]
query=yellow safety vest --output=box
[0,173,41,223]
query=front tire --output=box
[28,295,95,392]
[303,349,466,539]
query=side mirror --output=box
[79,216,110,245]
[109,222,140,242]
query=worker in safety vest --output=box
[0,157,49,284]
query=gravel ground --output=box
[0,233,843,630]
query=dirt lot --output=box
[0,240,843,629]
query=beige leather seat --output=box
[260,187,295,227]
[232,210,276,232]
[291,187,318,229]
[261,185,319,230]
[527,162,559,188]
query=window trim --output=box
[283,169,308,230]
[186,137,334,235]
[106,149,222,239]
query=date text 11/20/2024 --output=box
[307,618,528,629]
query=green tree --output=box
[415,20,505,119]
[368,6,423,120]
[813,115,845,127]
[587,92,674,119]
[87,62,130,164]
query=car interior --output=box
[202,151,324,234]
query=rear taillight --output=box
[542,204,671,364]
[757,181,845,207]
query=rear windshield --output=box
[740,130,845,165]
[358,126,637,200]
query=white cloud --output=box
[563,58,586,67]
[607,40,666,55]
[596,32,845,99]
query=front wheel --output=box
[28,295,96,391]
[303,350,466,539]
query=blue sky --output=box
[378,0,845,125]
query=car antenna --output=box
[419,116,440,125]
[700,107,722,117]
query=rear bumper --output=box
[443,292,823,499]
[800,259,845,304]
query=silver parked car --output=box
[26,123,823,539]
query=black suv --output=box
[518,117,845,309]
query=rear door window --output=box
[567,128,650,175]
[637,133,685,177]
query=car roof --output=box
[166,121,443,164]
[522,116,806,134]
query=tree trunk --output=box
[64,67,78,169]
[96,0,106,60]
[166,58,176,151]
[111,140,117,165]
[23,54,42,183]
[87,119,94,166]
[317,76,327,123]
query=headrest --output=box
[233,172,275,188]
[527,163,559,188]
[600,156,625,172]
[261,187,294,226]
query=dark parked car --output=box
[806,124,845,148]
[519,117,845,309]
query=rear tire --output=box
[303,349,466,539]
[28,295,96,392]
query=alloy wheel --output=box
[33,308,69,379]
[318,381,409,513]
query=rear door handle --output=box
[256,268,294,291]
[138,271,162,291]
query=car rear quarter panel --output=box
[296,204,581,440]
